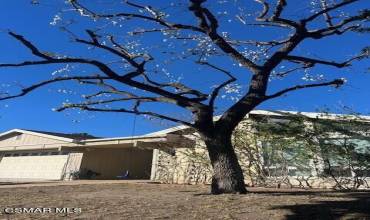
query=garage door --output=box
[0,154,69,180]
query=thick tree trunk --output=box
[204,135,247,194]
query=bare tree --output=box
[0,0,369,194]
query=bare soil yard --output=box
[0,181,369,220]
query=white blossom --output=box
[50,14,62,26]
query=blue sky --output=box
[0,1,369,137]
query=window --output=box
[261,141,313,177]
[40,152,49,156]
[31,152,39,156]
[322,138,370,177]
[4,154,11,157]
[20,153,29,156]
[50,152,59,155]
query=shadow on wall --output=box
[264,190,370,220]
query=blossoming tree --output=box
[0,0,369,194]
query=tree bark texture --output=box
[204,135,247,194]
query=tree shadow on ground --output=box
[250,189,370,197]
[273,199,370,220]
[261,190,370,220]
[193,189,370,219]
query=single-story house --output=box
[0,127,193,181]
[1,110,369,189]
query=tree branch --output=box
[196,61,237,107]
[76,31,143,70]
[77,79,174,104]
[320,0,336,28]
[69,0,204,33]
[57,104,194,127]
[272,65,312,78]
[271,0,287,20]
[265,79,345,100]
[140,74,208,100]
[308,9,369,39]
[255,0,298,28]
[285,54,366,68]
[71,96,172,106]
[254,0,270,20]
[0,76,109,101]
[8,32,52,60]
[302,0,359,24]
[285,56,349,68]
[189,0,261,72]
[2,32,206,110]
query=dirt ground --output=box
[0,181,369,220]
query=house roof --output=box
[248,110,370,122]
[0,129,99,143]
[140,110,370,138]
[2,110,370,145]
[143,125,190,136]
[24,129,99,140]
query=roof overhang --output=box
[0,133,195,152]
[67,133,195,149]
[48,133,194,152]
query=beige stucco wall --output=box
[63,152,84,180]
[0,133,67,147]
[80,148,153,179]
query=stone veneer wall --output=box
[152,119,370,189]
[153,146,370,188]
[153,144,212,184]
